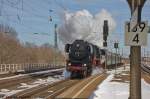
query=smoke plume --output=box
[58,9,116,47]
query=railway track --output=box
[141,64,150,84]
[6,73,107,99]
[56,74,107,99]
[141,64,150,74]
[0,73,16,78]
[8,79,79,99]
[0,69,63,89]
[0,75,36,90]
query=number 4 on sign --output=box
[132,34,139,43]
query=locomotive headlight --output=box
[68,63,71,66]
[83,64,87,66]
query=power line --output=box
[2,1,48,19]
[6,0,21,6]
[9,19,49,34]
[0,0,4,16]
[54,0,68,11]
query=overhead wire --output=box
[0,4,48,33]
[6,0,21,6]
[0,0,4,16]
[20,1,48,18]
[3,0,48,18]
[9,19,50,35]
[1,0,58,35]
[2,1,48,22]
[33,0,51,10]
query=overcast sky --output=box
[0,0,150,56]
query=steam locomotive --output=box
[65,40,122,78]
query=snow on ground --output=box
[90,65,150,99]
[0,68,64,98]
[142,79,150,99]
[90,75,150,99]
[107,65,130,74]
[92,67,104,75]
[0,76,62,98]
[89,74,129,99]
[63,69,71,79]
[0,89,23,98]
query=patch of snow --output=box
[89,75,129,99]
[1,89,10,92]
[90,74,150,99]
[48,90,53,93]
[46,77,59,83]
[0,89,23,98]
[92,67,104,75]
[33,79,46,84]
[124,81,130,83]
[107,64,130,74]
[0,76,61,98]
[63,69,71,79]
[20,83,27,86]
[112,78,122,81]
[142,79,150,99]
[121,73,129,76]
[18,83,38,89]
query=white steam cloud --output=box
[58,9,116,47]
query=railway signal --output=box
[114,42,118,49]
[114,42,119,74]
[54,24,58,66]
[103,20,109,47]
[54,24,58,49]
[126,0,148,99]
[103,20,109,70]
[148,26,150,33]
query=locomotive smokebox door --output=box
[65,44,71,53]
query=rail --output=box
[141,64,150,74]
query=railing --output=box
[0,63,65,73]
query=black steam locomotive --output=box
[65,40,105,78]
